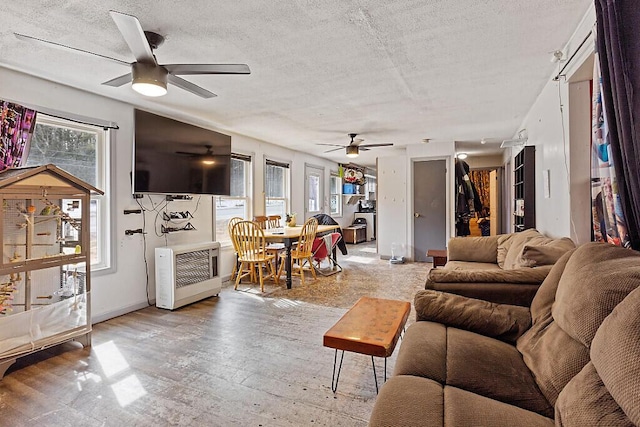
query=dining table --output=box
[263,224,340,289]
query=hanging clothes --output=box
[455,159,482,236]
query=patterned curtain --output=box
[591,55,631,247]
[0,100,37,171]
[469,170,490,214]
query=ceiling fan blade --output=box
[359,143,394,148]
[360,147,371,151]
[316,143,345,147]
[352,138,365,146]
[168,74,217,98]
[324,147,344,153]
[175,151,198,156]
[164,64,251,75]
[14,33,129,66]
[102,73,132,87]
[109,10,156,64]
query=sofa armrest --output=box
[414,290,532,342]
[425,281,539,307]
[427,265,552,284]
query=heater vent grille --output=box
[175,250,211,288]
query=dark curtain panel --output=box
[1,100,37,171]
[595,0,640,250]
[469,170,490,214]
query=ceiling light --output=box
[422,138,431,144]
[201,157,216,165]
[456,153,468,160]
[131,63,168,97]
[346,145,359,158]
[480,138,487,145]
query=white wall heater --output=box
[155,241,222,310]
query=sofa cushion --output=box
[555,362,634,427]
[501,229,542,270]
[517,237,576,267]
[590,285,640,425]
[447,235,500,263]
[527,249,574,324]
[369,376,444,427]
[426,281,540,307]
[443,260,501,271]
[517,320,590,406]
[394,321,447,382]
[553,242,640,348]
[445,386,554,427]
[445,327,553,417]
[414,290,531,342]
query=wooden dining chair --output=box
[228,217,244,280]
[253,215,268,229]
[277,217,318,285]
[231,220,278,292]
[267,215,282,228]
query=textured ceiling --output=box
[0,0,591,166]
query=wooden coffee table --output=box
[323,296,411,393]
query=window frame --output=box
[330,171,343,217]
[264,158,290,219]
[28,115,111,272]
[216,153,252,245]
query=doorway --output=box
[413,159,447,262]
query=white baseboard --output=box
[91,300,153,324]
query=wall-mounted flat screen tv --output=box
[133,109,231,196]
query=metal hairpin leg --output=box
[370,356,388,394]
[331,349,345,393]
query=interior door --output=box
[304,164,324,220]
[413,160,447,262]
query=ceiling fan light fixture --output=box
[131,62,168,97]
[201,156,216,165]
[346,145,359,158]
[456,152,468,160]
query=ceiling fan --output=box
[317,133,393,158]
[176,145,218,165]
[14,10,250,99]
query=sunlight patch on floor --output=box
[111,374,147,407]
[358,247,377,254]
[94,341,130,378]
[344,256,375,264]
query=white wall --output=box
[377,141,456,259]
[508,5,595,240]
[0,67,343,322]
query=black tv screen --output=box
[133,109,231,195]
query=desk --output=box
[264,224,339,289]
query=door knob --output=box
[414,213,420,218]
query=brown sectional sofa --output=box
[370,242,640,426]
[426,229,575,306]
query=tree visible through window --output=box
[265,160,289,219]
[216,154,251,244]
[25,116,109,269]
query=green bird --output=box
[40,205,52,216]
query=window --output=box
[364,174,377,200]
[265,159,290,219]
[216,153,251,244]
[26,115,110,270]
[330,172,342,217]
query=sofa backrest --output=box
[497,229,576,270]
[555,284,640,425]
[447,235,500,263]
[517,243,640,407]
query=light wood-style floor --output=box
[0,242,428,426]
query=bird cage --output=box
[0,164,102,377]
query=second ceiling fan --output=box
[318,133,393,158]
